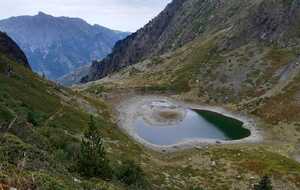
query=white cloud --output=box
[0,0,171,32]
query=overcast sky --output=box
[0,0,171,32]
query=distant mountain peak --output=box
[37,11,51,17]
[0,14,130,80]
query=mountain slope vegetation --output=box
[1,27,300,190]
[0,31,148,190]
[1,0,300,190]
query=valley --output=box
[73,82,300,189]
[1,54,299,189]
[1,0,300,189]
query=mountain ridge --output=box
[0,12,129,80]
[0,1,300,189]
[82,0,300,82]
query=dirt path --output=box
[7,115,18,130]
[43,107,64,127]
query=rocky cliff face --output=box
[0,31,30,69]
[223,0,300,49]
[82,0,300,82]
[0,12,129,80]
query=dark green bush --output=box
[254,176,273,190]
[116,160,147,188]
[27,111,44,126]
[0,104,14,122]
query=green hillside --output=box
[1,0,300,189]
[2,34,300,190]
[0,50,148,189]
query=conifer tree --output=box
[78,116,112,179]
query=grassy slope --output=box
[77,27,300,189]
[2,45,300,190]
[0,53,146,190]
[1,1,299,189]
[75,0,300,189]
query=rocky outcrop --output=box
[81,0,188,82]
[0,12,129,79]
[82,0,300,83]
[0,31,30,69]
[223,0,300,49]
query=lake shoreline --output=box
[116,95,263,153]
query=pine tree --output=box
[78,116,112,179]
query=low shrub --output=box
[254,176,273,190]
[116,160,148,188]
[27,111,46,127]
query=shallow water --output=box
[133,109,251,145]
